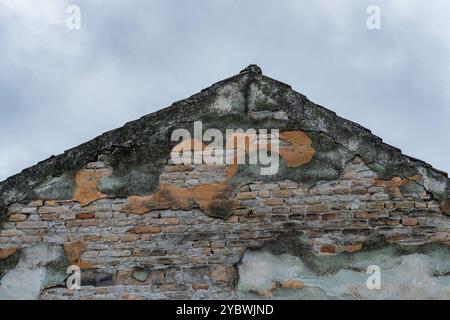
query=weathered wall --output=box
[0,152,449,299]
[0,65,449,299]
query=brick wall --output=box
[0,154,448,299]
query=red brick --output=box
[76,213,95,220]
[402,216,418,226]
[320,245,336,254]
[128,226,162,234]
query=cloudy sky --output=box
[0,0,449,181]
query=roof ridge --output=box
[1,66,448,207]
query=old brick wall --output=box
[0,66,449,299]
[0,151,448,299]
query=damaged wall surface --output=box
[0,65,449,300]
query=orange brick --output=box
[42,214,58,221]
[344,243,363,253]
[0,247,18,260]
[159,218,180,225]
[272,190,291,197]
[263,199,284,206]
[83,235,102,241]
[226,216,239,223]
[321,213,336,221]
[128,226,162,234]
[402,216,418,226]
[29,200,44,207]
[76,213,95,220]
[236,192,257,199]
[320,245,336,254]
[192,283,209,290]
[8,213,27,222]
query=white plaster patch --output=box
[0,245,63,300]
[418,167,447,197]
[237,249,450,300]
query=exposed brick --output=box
[258,190,271,198]
[402,216,418,226]
[15,221,47,229]
[263,199,284,206]
[307,204,331,213]
[211,266,234,283]
[236,192,257,199]
[321,213,336,221]
[272,190,291,198]
[320,245,336,254]
[441,199,450,215]
[8,213,27,222]
[1,230,24,237]
[103,234,120,242]
[38,206,66,215]
[0,247,17,260]
[65,220,82,228]
[395,202,415,209]
[121,234,140,242]
[159,218,180,225]
[76,213,95,220]
[415,202,427,209]
[192,283,209,290]
[240,232,257,240]
[226,216,239,223]
[42,214,59,221]
[29,200,44,207]
[83,235,102,241]
[367,202,385,210]
[355,211,368,218]
[128,226,162,234]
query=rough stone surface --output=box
[0,65,449,300]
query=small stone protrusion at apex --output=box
[240,64,262,75]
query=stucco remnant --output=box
[279,131,315,167]
[73,168,113,206]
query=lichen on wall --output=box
[0,65,449,300]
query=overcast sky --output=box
[0,0,449,181]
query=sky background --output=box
[0,0,449,181]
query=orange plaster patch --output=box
[279,131,315,167]
[0,247,17,260]
[123,139,240,218]
[73,169,112,206]
[63,240,94,269]
[123,131,314,218]
[122,183,235,218]
[257,280,304,297]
